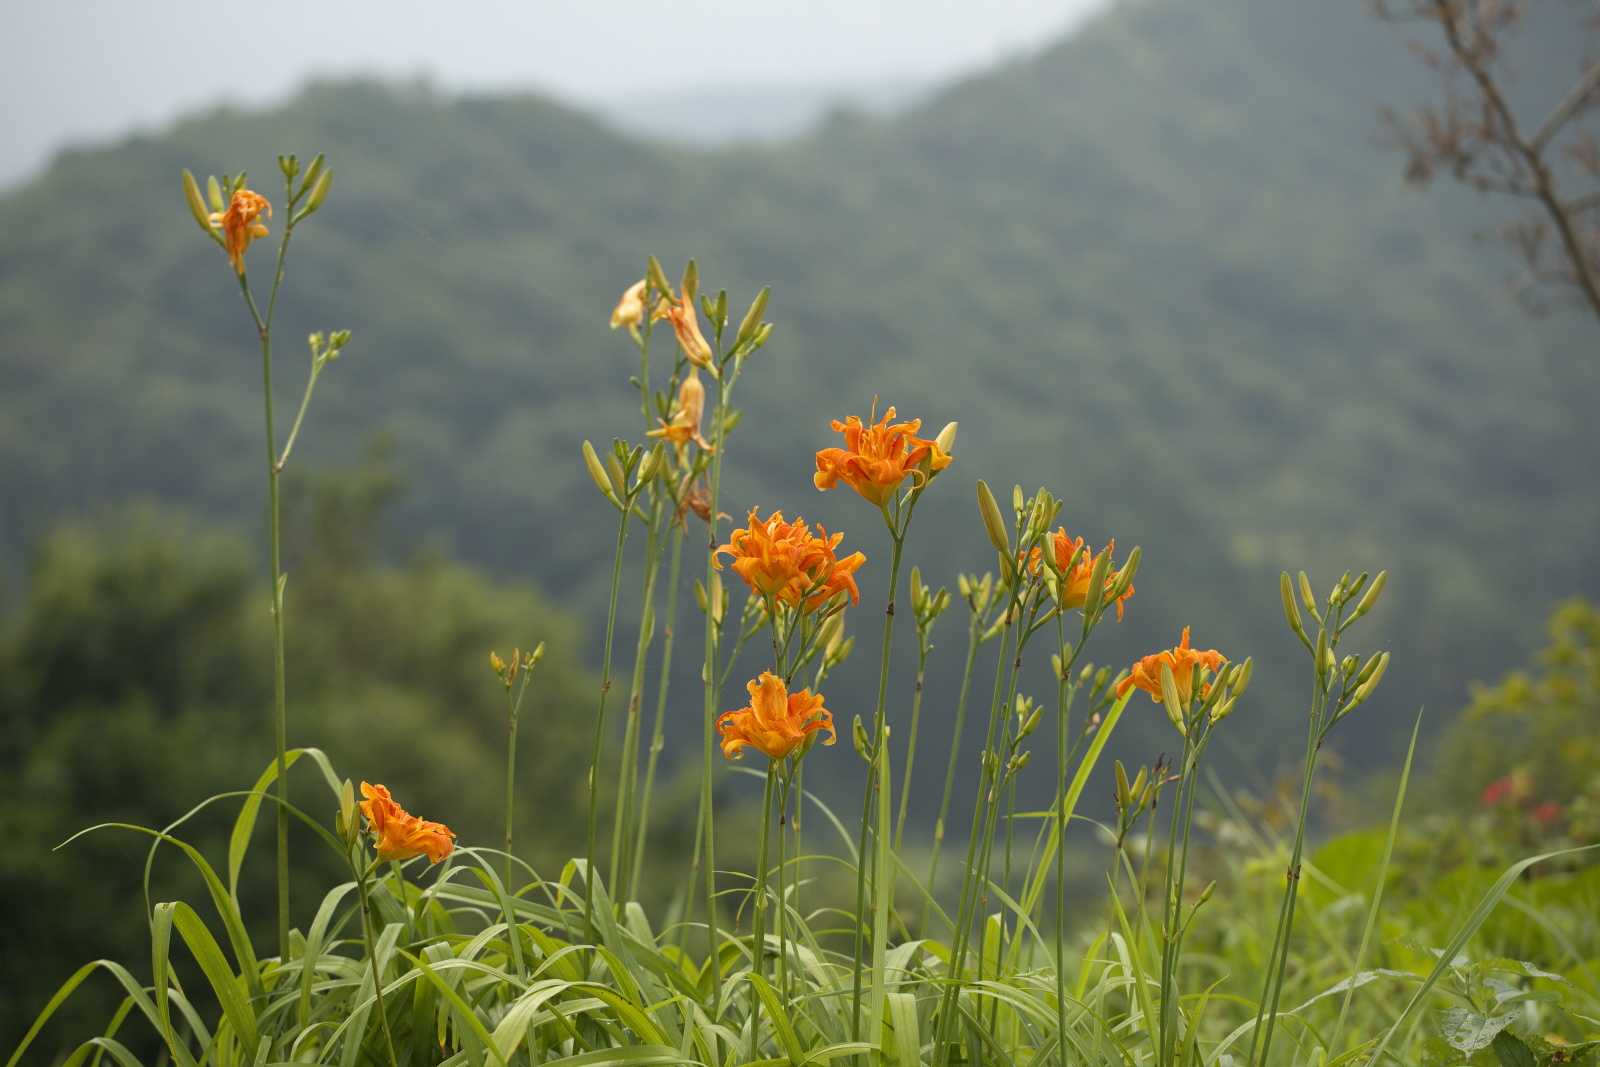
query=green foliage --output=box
[0,487,601,1054]
[1431,598,1600,811]
[1,0,1597,766]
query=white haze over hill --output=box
[0,0,1115,191]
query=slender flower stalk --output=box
[187,157,337,958]
[584,495,633,936]
[629,520,685,904]
[925,576,997,935]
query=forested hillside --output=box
[2,0,1597,772]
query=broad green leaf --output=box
[1441,1005,1519,1054]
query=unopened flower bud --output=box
[1197,880,1216,905]
[694,579,709,615]
[977,480,1009,552]
[604,451,628,501]
[853,715,872,762]
[1352,652,1390,706]
[637,443,665,486]
[490,651,507,678]
[1299,571,1318,615]
[339,778,357,841]
[1108,545,1141,601]
[734,285,770,350]
[1115,760,1131,808]
[1314,625,1329,680]
[935,421,958,456]
[1209,696,1237,724]
[527,642,546,667]
[303,168,333,214]
[1020,703,1043,738]
[206,175,224,213]
[181,170,211,231]
[1159,662,1187,735]
[1231,656,1253,699]
[583,440,622,506]
[1281,571,1306,640]
[301,153,325,190]
[1010,750,1031,773]
[1352,570,1387,619]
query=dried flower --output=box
[210,189,271,274]
[814,403,951,507]
[610,279,648,329]
[715,507,864,613]
[717,671,835,760]
[1116,627,1227,706]
[653,294,714,369]
[648,368,712,450]
[358,782,456,864]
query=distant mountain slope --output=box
[2,0,1596,767]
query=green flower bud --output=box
[181,169,211,231]
[734,286,770,350]
[977,480,1009,552]
[583,440,621,507]
[1352,570,1387,619]
[1281,571,1307,639]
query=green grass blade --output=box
[170,900,261,1054]
[1364,842,1600,1067]
[1019,691,1130,920]
[749,973,805,1065]
[1330,710,1421,1055]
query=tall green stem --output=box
[584,506,632,937]
[925,610,985,934]
[749,762,778,1062]
[612,501,664,899]
[240,218,296,957]
[850,524,904,1046]
[699,371,734,978]
[630,522,685,904]
[934,604,1018,1067]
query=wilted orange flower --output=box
[715,507,864,613]
[209,189,271,274]
[610,279,647,329]
[359,782,456,864]
[814,404,951,507]
[648,368,712,450]
[717,671,835,760]
[652,295,714,369]
[1116,627,1227,706]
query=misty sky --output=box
[0,0,1113,190]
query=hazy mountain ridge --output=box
[2,0,1597,767]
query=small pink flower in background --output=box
[1481,777,1515,806]
[1531,800,1562,826]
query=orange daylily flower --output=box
[717,671,835,760]
[358,782,456,864]
[648,368,712,450]
[715,507,865,613]
[1035,530,1134,620]
[814,403,951,507]
[1116,627,1227,706]
[210,189,271,274]
[652,293,714,369]
[610,279,647,329]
